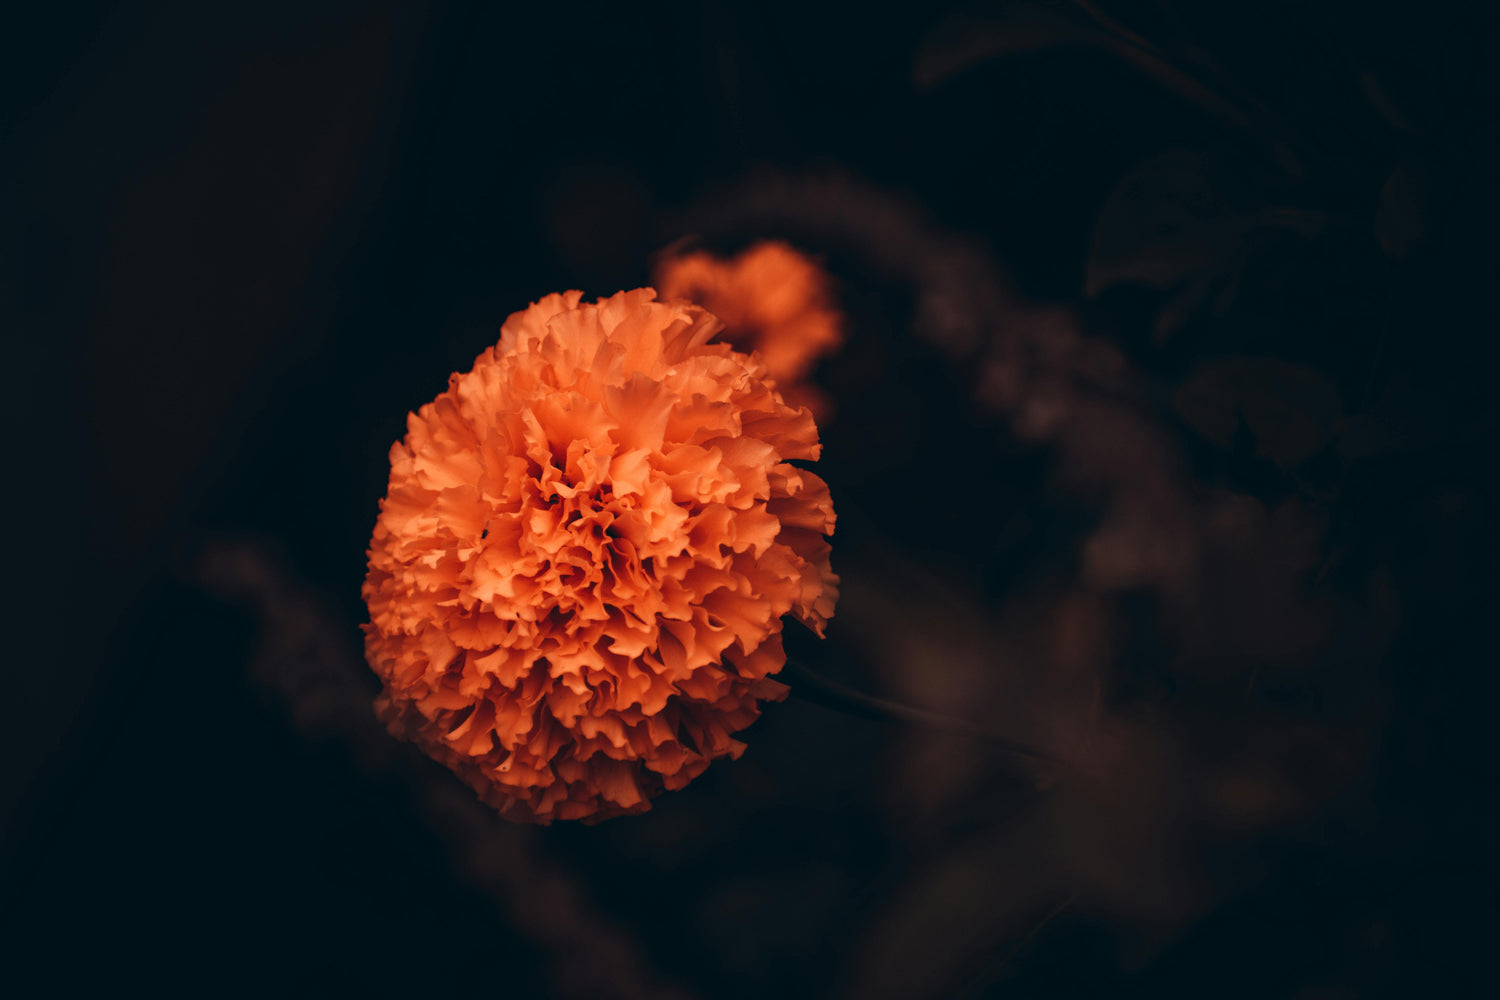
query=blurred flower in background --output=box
[655,241,844,419]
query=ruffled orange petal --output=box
[362,288,838,823]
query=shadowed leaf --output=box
[1088,149,1322,296]
[913,5,1089,90]
[914,5,1301,172]
[1088,149,1323,344]
[1088,148,1238,297]
[1374,157,1431,260]
[1175,358,1344,468]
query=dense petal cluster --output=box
[363,288,838,823]
[655,241,843,418]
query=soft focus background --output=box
[4,1,1496,996]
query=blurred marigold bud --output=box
[655,241,843,419]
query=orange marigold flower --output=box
[362,288,838,823]
[654,241,843,418]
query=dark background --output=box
[3,1,1496,996]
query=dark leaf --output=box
[1335,378,1449,462]
[1088,149,1323,340]
[914,5,1302,171]
[1374,158,1431,260]
[1175,358,1344,468]
[1356,67,1424,137]
[1088,149,1240,297]
[1150,269,1219,345]
[912,5,1089,90]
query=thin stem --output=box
[1067,0,1310,176]
[1072,0,1158,53]
[958,892,1080,999]
[780,659,1061,768]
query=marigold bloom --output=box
[654,241,843,418]
[362,288,838,823]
